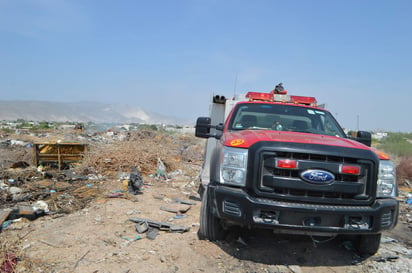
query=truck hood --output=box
[222,130,370,150]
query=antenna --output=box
[233,73,238,97]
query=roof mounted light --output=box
[290,95,317,107]
[246,92,273,101]
[245,83,318,106]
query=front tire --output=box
[198,189,226,241]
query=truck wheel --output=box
[355,233,381,256]
[198,189,226,241]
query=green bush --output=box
[377,132,412,157]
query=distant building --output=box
[59,124,76,130]
[372,132,388,141]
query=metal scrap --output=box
[129,217,190,233]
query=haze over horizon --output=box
[0,0,411,132]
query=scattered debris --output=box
[32,200,49,213]
[0,252,17,273]
[73,249,90,271]
[146,228,159,240]
[173,214,185,220]
[156,158,167,180]
[128,166,143,195]
[131,216,190,241]
[135,221,149,233]
[236,236,248,247]
[0,210,12,229]
[105,191,138,202]
[10,161,29,169]
[172,197,197,205]
[120,235,142,242]
[406,194,412,204]
[160,203,191,214]
[372,254,399,262]
[106,192,124,198]
[1,221,12,231]
[38,240,60,248]
[129,217,190,233]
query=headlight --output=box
[220,146,248,186]
[377,160,397,198]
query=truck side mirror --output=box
[354,131,372,147]
[195,117,212,138]
[195,117,224,139]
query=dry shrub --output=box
[0,146,33,170]
[78,131,187,177]
[396,156,412,186]
[0,232,50,272]
[0,236,21,273]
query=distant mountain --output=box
[0,100,182,124]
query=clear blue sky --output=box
[0,0,411,131]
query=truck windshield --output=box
[228,103,346,138]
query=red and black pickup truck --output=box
[195,84,398,256]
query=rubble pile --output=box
[0,129,203,216]
[0,127,206,272]
[0,166,105,213]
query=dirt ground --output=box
[1,129,411,273]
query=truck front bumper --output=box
[209,185,399,235]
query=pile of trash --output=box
[0,129,203,230]
[0,168,105,236]
[398,188,412,231]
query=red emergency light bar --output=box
[290,95,317,106]
[246,92,274,101]
[245,91,318,107]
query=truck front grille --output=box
[254,149,375,205]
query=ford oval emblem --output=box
[300,169,335,184]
